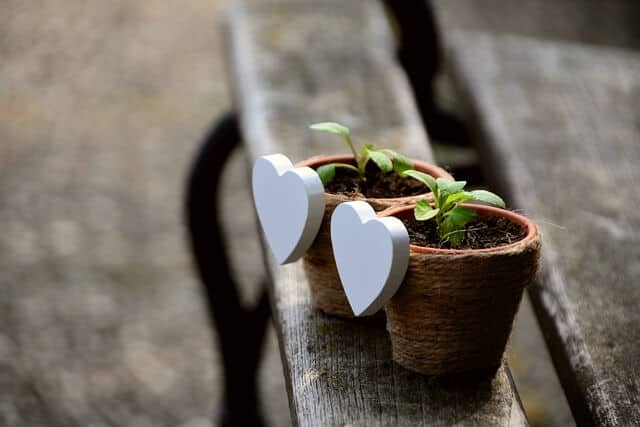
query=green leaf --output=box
[467,190,506,208]
[436,178,467,194]
[401,170,437,194]
[415,199,439,221]
[310,121,359,167]
[309,122,350,139]
[333,162,359,174]
[367,150,393,173]
[357,143,374,172]
[439,206,477,243]
[437,191,449,212]
[392,157,413,175]
[381,149,413,175]
[359,144,375,162]
[444,206,477,223]
[316,164,336,186]
[334,163,358,170]
[441,192,474,212]
[317,163,358,186]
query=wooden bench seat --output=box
[225,1,527,425]
[432,0,640,50]
[447,32,640,425]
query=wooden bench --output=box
[185,0,529,425]
[432,0,640,50]
[446,32,640,426]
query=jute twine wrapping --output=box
[297,154,452,317]
[382,205,541,375]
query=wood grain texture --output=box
[432,0,640,50]
[448,32,640,426]
[226,1,527,425]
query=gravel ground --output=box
[0,1,570,426]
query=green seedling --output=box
[401,170,506,245]
[309,121,412,186]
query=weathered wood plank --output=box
[227,0,431,162]
[226,2,527,425]
[448,32,640,426]
[432,0,640,50]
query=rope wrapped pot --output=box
[380,204,541,375]
[296,154,452,317]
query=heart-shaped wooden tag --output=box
[252,154,325,264]
[330,201,410,316]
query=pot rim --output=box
[380,203,539,254]
[295,153,453,202]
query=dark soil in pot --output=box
[402,216,526,250]
[322,162,426,198]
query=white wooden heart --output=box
[252,154,325,265]
[330,201,410,316]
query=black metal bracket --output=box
[385,0,469,145]
[185,112,270,427]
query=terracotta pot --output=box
[295,154,452,317]
[380,204,541,375]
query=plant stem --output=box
[343,134,366,180]
[343,135,358,163]
[434,187,443,233]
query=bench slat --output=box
[226,2,527,425]
[448,32,640,426]
[432,0,640,50]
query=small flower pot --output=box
[295,154,452,317]
[380,204,541,375]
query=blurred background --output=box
[1,1,291,425]
[7,0,631,425]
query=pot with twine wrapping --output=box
[296,154,452,317]
[380,204,541,375]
